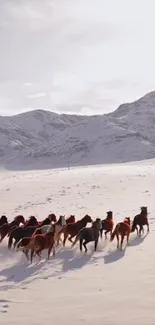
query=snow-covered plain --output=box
[0,159,155,324]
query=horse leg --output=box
[48,244,54,259]
[100,229,103,240]
[105,230,109,240]
[83,240,88,253]
[23,250,29,261]
[126,232,130,246]
[94,238,98,251]
[30,249,35,263]
[63,232,68,247]
[147,222,149,233]
[139,226,143,238]
[120,235,124,250]
[13,240,18,250]
[135,226,139,236]
[80,238,83,252]
[0,232,7,243]
[68,235,74,244]
[116,234,119,249]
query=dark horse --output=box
[100,211,114,239]
[8,225,37,249]
[131,206,149,237]
[72,218,102,252]
[0,215,25,243]
[56,214,92,246]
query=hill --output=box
[0,91,155,170]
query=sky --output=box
[0,0,155,116]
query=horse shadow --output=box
[0,245,94,289]
[129,233,148,247]
[0,257,45,290]
[103,246,126,264]
[53,247,93,273]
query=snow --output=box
[0,159,155,324]
[0,91,155,170]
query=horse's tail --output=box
[110,224,119,242]
[8,231,14,249]
[131,218,137,232]
[71,232,81,248]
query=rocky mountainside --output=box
[1,91,155,170]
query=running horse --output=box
[131,206,149,237]
[72,218,102,252]
[100,211,114,239]
[56,214,92,246]
[17,231,56,263]
[0,215,25,243]
[110,217,131,250]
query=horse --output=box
[100,211,114,239]
[131,206,149,237]
[56,214,92,247]
[110,217,131,250]
[72,218,102,252]
[8,225,37,250]
[0,215,8,227]
[17,231,56,263]
[0,215,25,243]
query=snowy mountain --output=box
[1,91,155,170]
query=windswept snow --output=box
[0,160,155,324]
[0,91,155,170]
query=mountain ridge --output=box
[0,91,155,170]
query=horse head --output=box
[94,218,102,230]
[15,215,25,225]
[0,215,7,224]
[140,206,148,216]
[48,213,57,223]
[26,215,38,226]
[83,214,92,223]
[106,211,113,219]
[66,215,75,223]
[124,217,130,225]
[59,215,66,227]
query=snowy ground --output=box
[0,160,155,324]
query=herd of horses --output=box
[0,206,149,263]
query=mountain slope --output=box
[0,91,155,170]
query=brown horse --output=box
[0,215,25,243]
[100,211,114,239]
[131,206,149,237]
[110,217,131,250]
[17,231,56,263]
[0,215,8,227]
[56,214,92,246]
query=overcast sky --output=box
[0,0,155,115]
